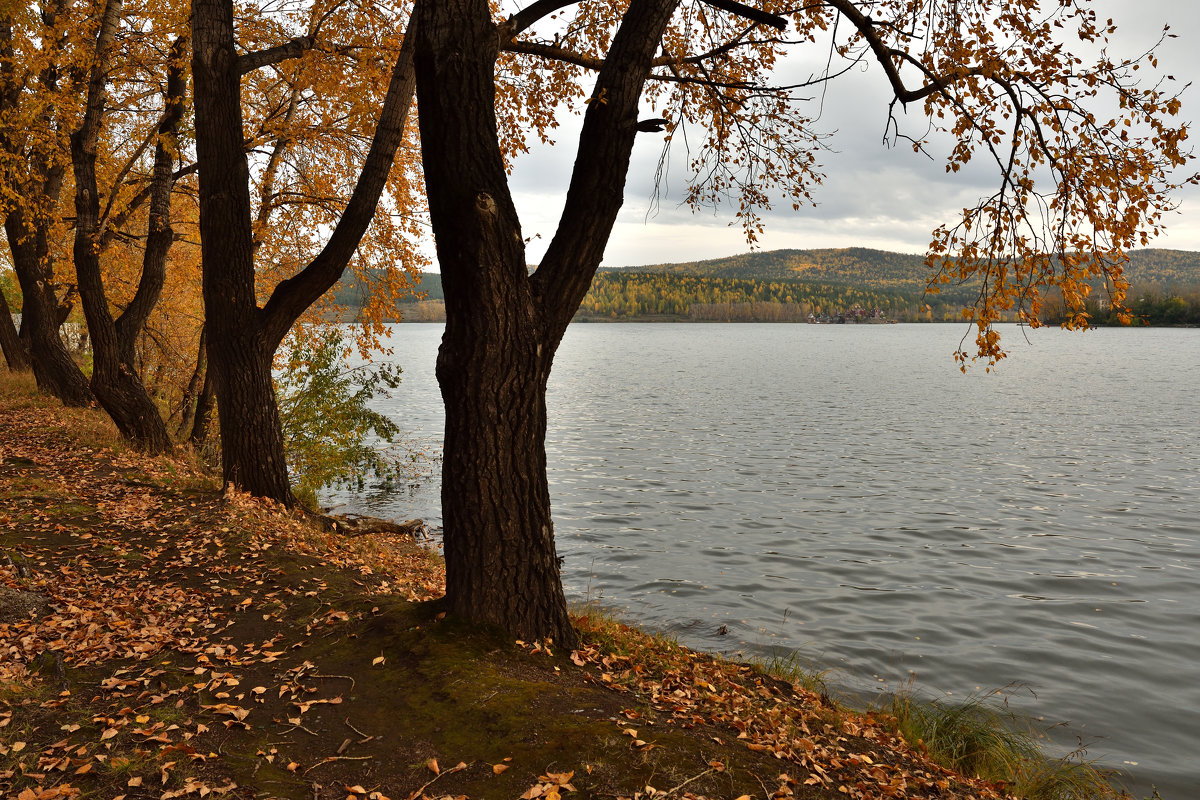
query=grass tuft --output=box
[888,688,1125,800]
[746,647,830,696]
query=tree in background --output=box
[413,0,1193,643]
[0,260,26,371]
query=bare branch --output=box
[700,0,786,31]
[238,35,316,75]
[508,0,585,37]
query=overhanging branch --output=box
[701,0,786,31]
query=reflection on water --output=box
[325,323,1200,796]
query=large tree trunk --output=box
[437,276,575,644]
[0,280,29,371]
[414,0,678,643]
[414,0,577,644]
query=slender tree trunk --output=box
[70,0,173,453]
[0,17,28,373]
[177,323,206,437]
[0,281,29,371]
[189,365,215,447]
[0,4,89,399]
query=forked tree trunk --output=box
[192,0,416,503]
[414,0,676,644]
[69,0,173,453]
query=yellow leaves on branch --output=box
[501,0,1191,363]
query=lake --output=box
[325,322,1199,796]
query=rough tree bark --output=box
[191,0,417,500]
[413,0,678,644]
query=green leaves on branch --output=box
[276,329,404,508]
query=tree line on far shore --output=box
[330,268,1200,326]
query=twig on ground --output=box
[307,672,356,691]
[302,754,374,775]
[663,767,715,796]
[405,761,469,800]
[345,717,375,744]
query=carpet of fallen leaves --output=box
[0,377,1025,800]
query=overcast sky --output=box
[503,0,1200,267]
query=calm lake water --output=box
[327,323,1199,796]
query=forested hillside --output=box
[574,271,953,321]
[617,247,1200,290]
[330,270,444,308]
[1124,249,1200,286]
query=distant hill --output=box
[329,270,442,308]
[1124,249,1200,286]
[609,247,1200,291]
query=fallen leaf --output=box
[371,656,385,667]
[493,763,509,774]
[426,757,439,775]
